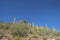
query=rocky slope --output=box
[0,20,60,40]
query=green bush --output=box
[43,37,47,40]
[11,24,30,37]
[14,36,22,40]
[0,30,3,39]
[56,38,60,40]
[0,30,3,34]
[0,24,10,30]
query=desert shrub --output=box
[11,24,30,37]
[0,30,3,34]
[0,24,10,30]
[56,38,60,40]
[43,37,47,40]
[14,36,22,40]
[0,30,3,39]
[0,25,4,29]
[12,30,28,37]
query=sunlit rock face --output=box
[19,20,28,24]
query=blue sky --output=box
[0,0,60,30]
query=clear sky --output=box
[0,0,60,30]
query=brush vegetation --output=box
[0,20,60,40]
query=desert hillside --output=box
[0,20,60,40]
